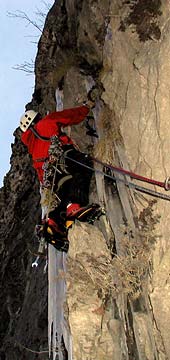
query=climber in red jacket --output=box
[20,97,98,251]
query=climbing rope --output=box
[64,154,170,202]
[92,157,170,191]
[31,122,170,199]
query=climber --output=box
[19,92,99,251]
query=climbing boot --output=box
[66,203,102,224]
[65,219,74,230]
[47,234,69,252]
[45,218,69,252]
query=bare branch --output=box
[35,8,47,22]
[12,60,34,75]
[41,1,53,11]
[7,10,43,32]
[7,1,53,33]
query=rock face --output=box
[101,1,170,357]
[1,0,170,359]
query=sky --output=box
[0,0,54,187]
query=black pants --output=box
[49,148,93,226]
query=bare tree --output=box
[7,1,53,74]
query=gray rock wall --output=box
[101,1,170,356]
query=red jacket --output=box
[21,105,89,183]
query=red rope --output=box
[92,157,168,190]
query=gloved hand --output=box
[85,85,103,109]
[87,86,100,102]
[85,99,95,109]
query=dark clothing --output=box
[49,148,93,225]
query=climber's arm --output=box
[44,104,92,127]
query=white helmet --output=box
[20,110,39,132]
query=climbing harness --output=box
[64,154,170,202]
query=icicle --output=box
[48,247,68,359]
[47,88,73,360]
[55,88,64,111]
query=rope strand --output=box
[64,155,170,202]
[92,157,167,190]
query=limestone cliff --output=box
[1,0,170,359]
